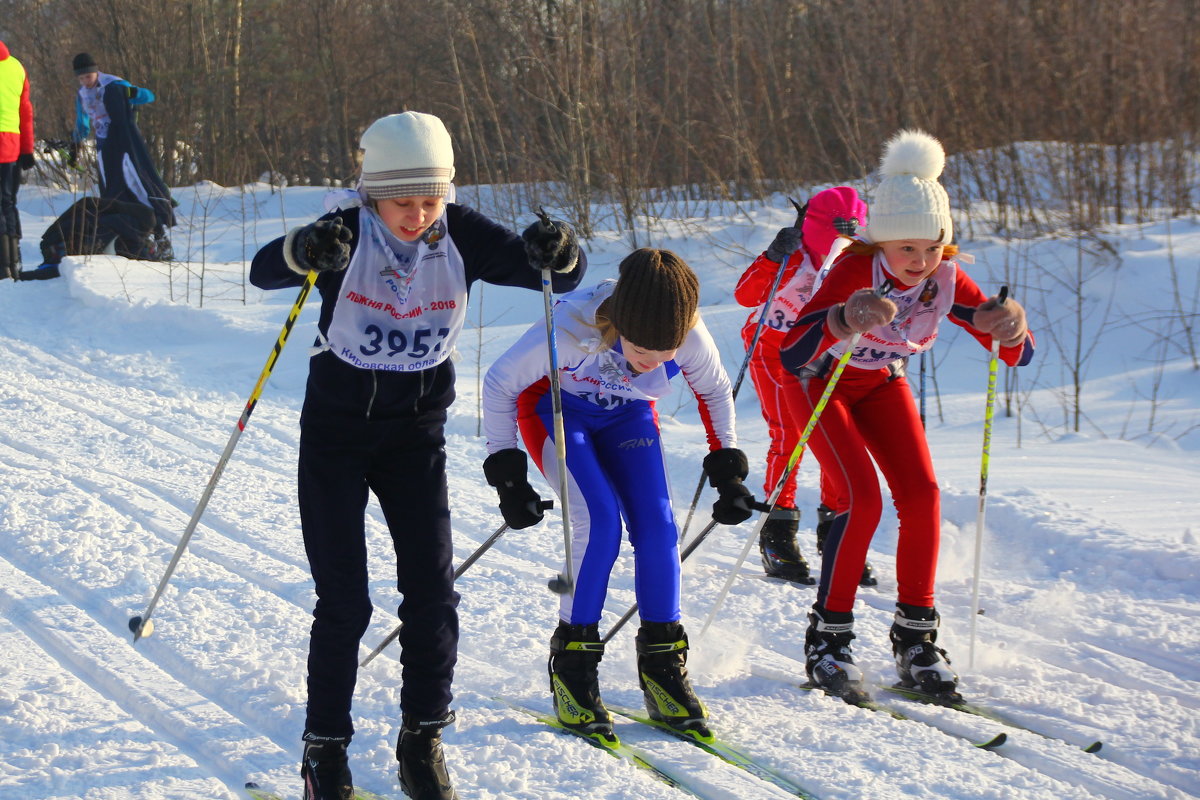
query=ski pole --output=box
[532,208,576,598]
[678,197,806,544]
[602,497,773,643]
[604,519,720,644]
[360,500,554,667]
[698,280,892,639]
[969,285,1008,669]
[129,269,318,642]
[919,351,927,429]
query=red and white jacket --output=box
[780,251,1035,375]
[734,249,823,348]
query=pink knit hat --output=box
[801,186,868,261]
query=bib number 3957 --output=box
[360,325,451,359]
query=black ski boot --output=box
[300,732,354,800]
[0,233,13,280]
[636,621,711,741]
[815,504,878,587]
[890,603,960,700]
[759,507,815,584]
[548,622,614,742]
[6,235,22,278]
[804,604,868,702]
[396,711,458,800]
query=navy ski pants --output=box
[298,409,459,739]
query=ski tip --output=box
[243,783,285,800]
[977,731,1008,750]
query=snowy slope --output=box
[0,184,1197,800]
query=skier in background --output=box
[735,186,878,587]
[21,195,156,280]
[482,248,754,745]
[71,52,175,258]
[0,39,35,280]
[250,111,586,800]
[779,129,1034,702]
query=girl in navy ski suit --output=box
[481,249,754,743]
[250,111,584,800]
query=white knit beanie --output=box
[359,112,455,200]
[864,130,953,244]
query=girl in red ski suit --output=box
[734,187,872,584]
[778,129,1034,700]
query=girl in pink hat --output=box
[735,186,878,587]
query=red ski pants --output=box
[743,328,839,511]
[782,367,940,613]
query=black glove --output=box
[522,208,579,273]
[289,216,352,273]
[765,226,802,264]
[703,448,755,525]
[17,153,34,171]
[833,216,859,237]
[483,449,547,530]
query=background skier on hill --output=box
[250,111,586,800]
[735,186,878,587]
[481,248,754,744]
[70,52,175,258]
[20,195,156,280]
[778,129,1034,702]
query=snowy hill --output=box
[0,183,1197,799]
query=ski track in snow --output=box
[2,189,1198,799]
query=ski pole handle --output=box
[788,196,807,227]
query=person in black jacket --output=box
[20,195,156,280]
[250,111,585,800]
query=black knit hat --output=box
[608,249,699,351]
[72,52,98,75]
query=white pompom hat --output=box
[864,129,953,244]
[359,111,455,200]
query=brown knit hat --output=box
[608,249,699,351]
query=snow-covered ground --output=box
[1,181,1197,799]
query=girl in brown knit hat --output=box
[482,248,754,745]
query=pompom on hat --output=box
[72,52,98,75]
[802,185,868,259]
[359,112,455,200]
[608,249,700,351]
[864,129,953,244]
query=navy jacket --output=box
[250,203,586,422]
